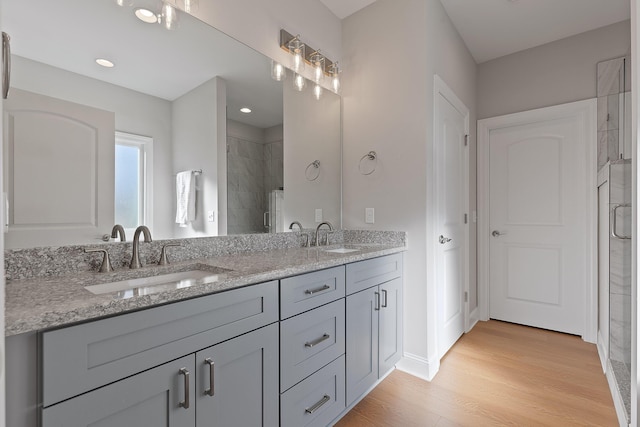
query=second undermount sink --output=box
[84,266,230,298]
[323,247,360,254]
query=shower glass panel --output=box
[597,56,631,422]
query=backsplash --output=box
[5,230,406,281]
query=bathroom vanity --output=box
[5,234,404,427]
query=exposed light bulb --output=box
[329,62,340,94]
[271,61,286,81]
[289,37,305,73]
[183,0,198,13]
[313,84,322,100]
[310,51,324,84]
[293,73,306,92]
[161,2,178,30]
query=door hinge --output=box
[464,213,468,224]
[464,134,469,146]
[464,291,468,303]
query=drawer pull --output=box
[179,368,190,409]
[304,333,330,348]
[305,394,331,414]
[375,291,380,311]
[304,284,331,295]
[204,358,215,397]
[382,289,388,308]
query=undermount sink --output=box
[84,266,230,298]
[323,247,360,254]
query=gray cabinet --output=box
[196,323,279,427]
[42,355,196,427]
[346,255,403,406]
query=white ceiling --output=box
[319,0,377,19]
[1,0,283,128]
[440,0,631,64]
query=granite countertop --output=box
[6,243,405,336]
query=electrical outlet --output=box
[365,208,375,224]
[315,209,323,222]
[207,211,215,222]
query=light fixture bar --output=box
[279,29,335,76]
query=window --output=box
[115,132,153,237]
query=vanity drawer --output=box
[280,266,345,319]
[280,355,346,427]
[41,280,278,407]
[346,253,403,295]
[280,299,345,392]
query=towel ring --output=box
[358,151,377,175]
[305,160,321,181]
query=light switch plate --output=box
[365,208,375,224]
[315,209,323,222]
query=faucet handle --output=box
[85,248,114,273]
[158,243,181,266]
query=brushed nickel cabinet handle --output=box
[381,289,388,308]
[179,368,190,409]
[304,333,330,348]
[204,358,215,397]
[304,284,331,295]
[374,291,380,311]
[305,394,331,414]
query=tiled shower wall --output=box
[227,123,283,235]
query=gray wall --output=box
[478,20,631,120]
[342,0,477,379]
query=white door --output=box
[487,106,592,336]
[434,76,469,358]
[4,88,115,248]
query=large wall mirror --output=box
[1,0,341,249]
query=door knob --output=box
[439,235,452,244]
[492,230,504,237]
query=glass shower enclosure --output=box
[596,55,631,423]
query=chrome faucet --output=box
[289,221,303,231]
[315,221,334,247]
[130,225,152,269]
[111,224,126,242]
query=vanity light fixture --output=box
[293,73,306,91]
[288,36,305,73]
[328,62,340,94]
[310,50,324,83]
[160,2,179,30]
[278,29,340,96]
[134,7,158,24]
[271,60,286,81]
[96,58,115,68]
[240,107,252,113]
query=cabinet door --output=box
[379,277,403,376]
[346,287,379,406]
[41,355,195,427]
[196,323,279,427]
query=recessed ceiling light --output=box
[96,58,115,68]
[134,8,158,24]
[240,107,252,114]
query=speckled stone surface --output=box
[5,230,406,336]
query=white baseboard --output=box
[467,307,480,332]
[396,352,440,381]
[596,331,608,373]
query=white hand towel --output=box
[176,171,196,227]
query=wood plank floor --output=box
[335,320,618,427]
